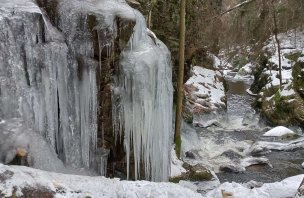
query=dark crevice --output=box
[21,45,31,86]
[36,0,59,26]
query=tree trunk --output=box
[174,0,186,159]
[272,4,282,89]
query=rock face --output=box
[184,66,226,127]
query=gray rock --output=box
[219,164,245,173]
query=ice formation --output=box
[0,0,103,172]
[0,0,173,181]
[113,10,173,181]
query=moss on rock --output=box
[169,163,213,183]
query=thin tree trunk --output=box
[175,0,186,159]
[148,9,152,29]
[272,5,282,89]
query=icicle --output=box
[114,10,173,182]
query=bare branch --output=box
[220,0,257,16]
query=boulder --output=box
[184,66,226,126]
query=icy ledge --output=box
[0,164,203,198]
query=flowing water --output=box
[195,73,304,183]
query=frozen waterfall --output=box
[113,10,173,182]
[0,0,173,181]
[0,0,99,172]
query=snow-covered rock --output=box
[171,148,187,177]
[249,137,304,154]
[184,66,226,126]
[263,126,295,137]
[205,174,304,198]
[0,164,203,198]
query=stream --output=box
[190,72,304,184]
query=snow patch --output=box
[263,126,295,137]
[206,174,304,198]
[0,164,203,198]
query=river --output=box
[191,72,304,183]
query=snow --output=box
[246,88,258,96]
[0,164,203,198]
[171,148,186,177]
[186,66,225,106]
[205,174,304,198]
[185,66,226,126]
[262,29,304,91]
[211,54,222,69]
[263,126,295,137]
[249,137,304,153]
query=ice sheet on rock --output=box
[0,164,203,198]
[114,9,173,181]
[263,126,295,137]
[249,137,304,154]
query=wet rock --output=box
[241,156,272,168]
[188,164,213,181]
[196,99,212,108]
[185,151,196,159]
[220,150,242,161]
[170,163,214,183]
[196,93,209,99]
[219,164,245,173]
[249,145,271,156]
[20,187,54,198]
[194,119,223,128]
[296,178,304,197]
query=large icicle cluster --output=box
[114,10,173,181]
[0,0,173,181]
[0,0,101,172]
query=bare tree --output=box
[272,1,283,89]
[174,0,186,159]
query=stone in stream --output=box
[296,177,304,198]
[220,150,243,161]
[185,151,196,159]
[170,163,214,183]
[219,164,245,173]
